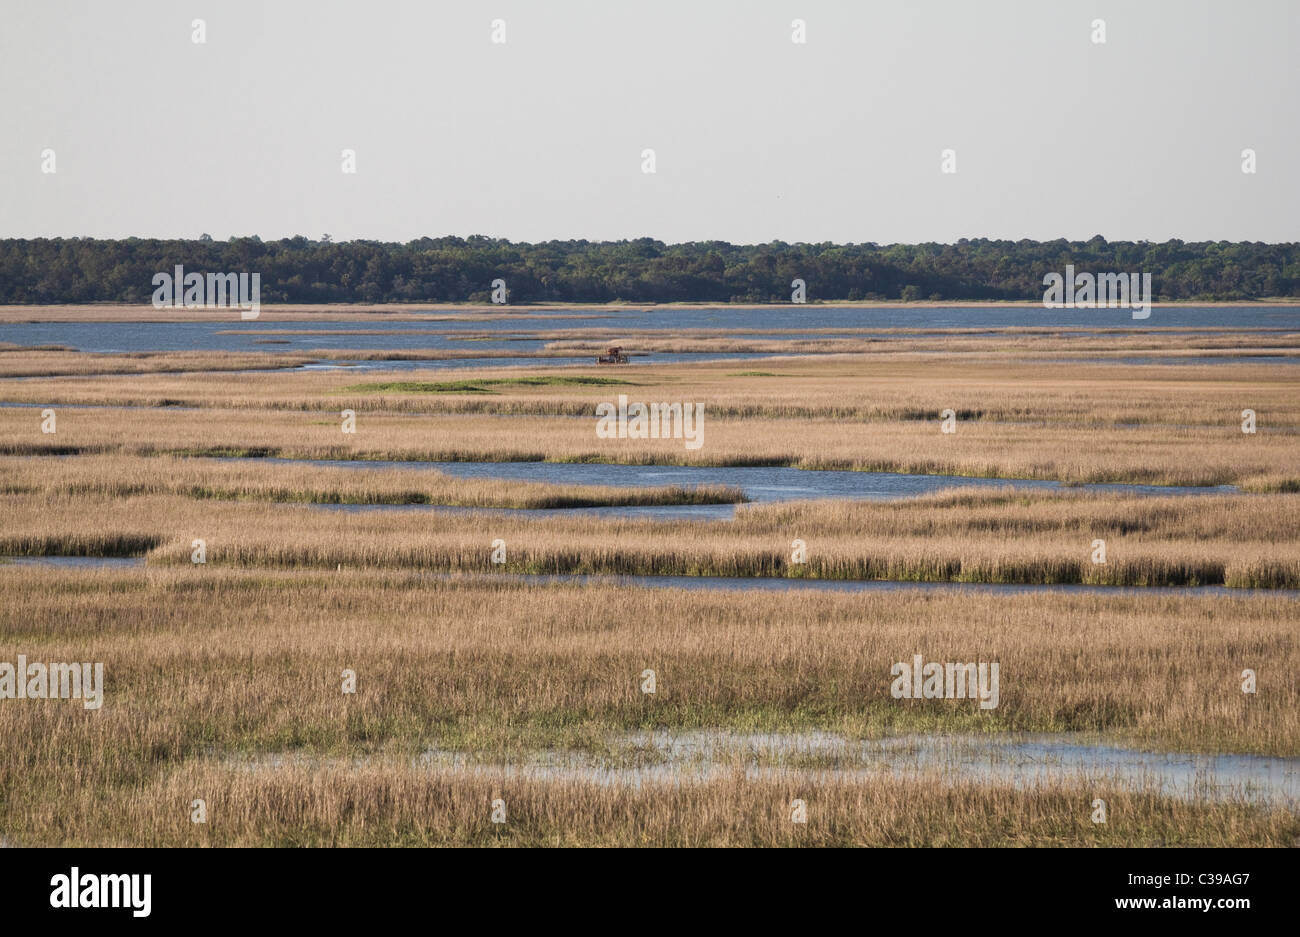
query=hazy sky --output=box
[2,0,1295,244]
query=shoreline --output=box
[3,299,1299,323]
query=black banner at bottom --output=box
[0,846,1282,925]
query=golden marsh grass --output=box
[2,329,1298,845]
[1,567,1299,845]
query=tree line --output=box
[0,235,1296,304]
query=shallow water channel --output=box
[225,731,1300,807]
[253,457,1239,522]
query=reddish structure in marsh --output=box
[596,345,629,364]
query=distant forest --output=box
[1,236,1297,304]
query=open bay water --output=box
[3,305,1299,363]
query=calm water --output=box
[258,457,1238,505]
[313,501,743,521]
[230,731,1300,806]
[4,305,1298,368]
[568,731,1300,805]
[0,556,144,568]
